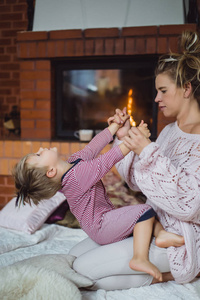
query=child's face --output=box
[27,147,59,168]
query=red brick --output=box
[36,80,50,90]
[21,90,51,100]
[0,177,6,185]
[6,176,15,185]
[18,42,28,58]
[75,40,84,56]
[0,38,11,46]
[21,128,52,140]
[157,37,168,54]
[28,42,37,58]
[50,29,83,39]
[36,60,50,70]
[94,39,104,56]
[0,21,11,29]
[122,26,158,37]
[146,37,156,54]
[20,70,50,80]
[0,63,20,71]
[84,28,119,38]
[105,38,114,55]
[0,89,11,95]
[0,72,10,78]
[36,120,50,129]
[13,21,27,28]
[125,37,135,55]
[0,79,18,87]
[21,110,50,119]
[85,39,94,56]
[12,72,20,79]
[6,46,17,54]
[159,24,197,36]
[47,41,56,57]
[0,5,11,13]
[2,29,17,37]
[17,31,48,42]
[115,38,124,55]
[20,61,35,70]
[135,38,146,54]
[168,37,179,52]
[35,100,51,110]
[66,40,75,56]
[1,13,23,22]
[0,186,14,194]
[37,41,47,57]
[56,40,65,57]
[20,80,34,90]
[13,4,27,12]
[20,99,34,109]
[6,96,17,103]
[21,119,35,129]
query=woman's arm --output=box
[134,141,200,223]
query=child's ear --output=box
[46,167,57,178]
[184,82,192,98]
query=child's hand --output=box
[108,107,131,140]
[137,120,151,138]
[108,107,130,127]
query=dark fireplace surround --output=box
[17,24,196,141]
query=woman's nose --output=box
[154,92,160,103]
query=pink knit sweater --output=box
[114,122,200,283]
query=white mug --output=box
[74,129,93,142]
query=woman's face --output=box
[155,73,184,118]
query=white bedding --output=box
[0,224,200,300]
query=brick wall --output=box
[0,0,28,208]
[0,0,28,138]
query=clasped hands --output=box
[108,107,151,155]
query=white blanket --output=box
[0,224,200,300]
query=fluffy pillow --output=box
[0,192,66,234]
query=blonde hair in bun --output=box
[155,31,200,107]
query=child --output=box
[13,108,184,281]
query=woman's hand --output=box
[123,126,151,155]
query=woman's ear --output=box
[46,167,57,178]
[184,82,192,98]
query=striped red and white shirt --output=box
[61,128,152,244]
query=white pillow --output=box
[0,192,66,234]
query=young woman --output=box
[70,31,200,289]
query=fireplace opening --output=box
[55,55,158,141]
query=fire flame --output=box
[127,89,136,126]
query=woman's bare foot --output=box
[129,257,162,281]
[155,230,185,248]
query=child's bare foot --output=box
[129,257,162,281]
[155,230,185,248]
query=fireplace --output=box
[16,24,197,141]
[55,55,158,140]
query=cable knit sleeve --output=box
[113,137,141,192]
[134,132,200,223]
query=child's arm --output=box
[68,109,130,163]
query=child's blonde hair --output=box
[12,154,62,206]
